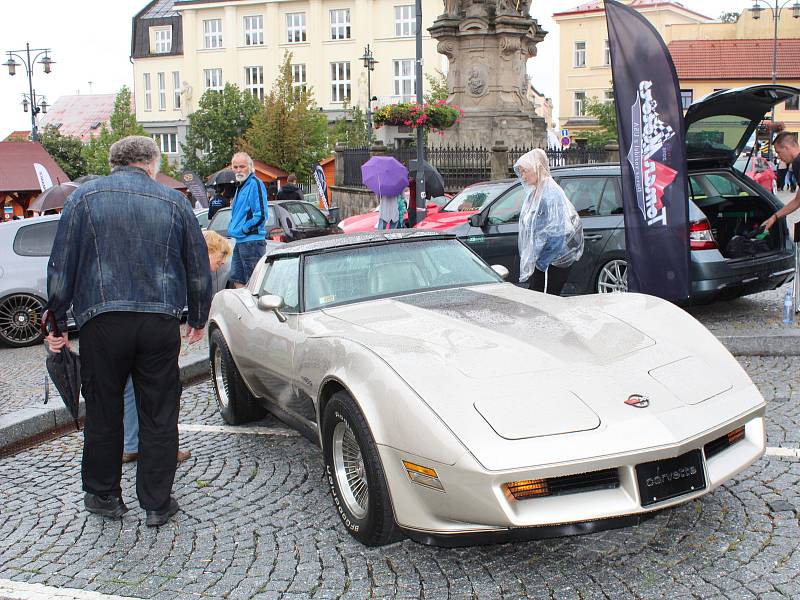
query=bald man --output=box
[762,132,800,231]
[227,152,268,288]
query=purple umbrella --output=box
[361,156,409,197]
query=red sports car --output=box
[338,196,451,233]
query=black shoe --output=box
[84,493,129,518]
[145,497,180,527]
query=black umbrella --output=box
[207,169,237,186]
[28,183,79,213]
[41,311,81,430]
[409,161,445,199]
[73,174,103,184]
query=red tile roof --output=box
[0,142,69,192]
[39,94,117,143]
[554,0,710,20]
[668,39,800,80]
[4,131,30,141]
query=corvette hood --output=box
[320,285,748,461]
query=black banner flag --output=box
[606,0,690,300]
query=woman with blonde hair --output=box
[514,148,584,295]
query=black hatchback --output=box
[208,200,341,243]
[417,85,798,301]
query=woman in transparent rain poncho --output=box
[514,148,584,295]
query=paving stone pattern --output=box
[1,360,800,599]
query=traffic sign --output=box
[561,128,569,137]
[561,136,571,148]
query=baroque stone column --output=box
[429,0,547,149]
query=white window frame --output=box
[173,71,181,110]
[394,5,415,37]
[574,91,586,116]
[243,15,264,46]
[153,133,177,154]
[292,64,307,91]
[203,19,223,49]
[330,61,350,103]
[330,9,351,40]
[153,28,172,54]
[143,73,152,111]
[680,89,694,110]
[286,13,307,43]
[604,40,611,66]
[245,66,264,101]
[393,59,415,99]
[157,72,166,111]
[574,41,586,68]
[204,68,223,92]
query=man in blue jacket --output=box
[45,136,212,527]
[228,152,268,287]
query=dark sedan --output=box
[208,200,341,243]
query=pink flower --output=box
[404,120,412,126]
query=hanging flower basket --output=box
[373,100,463,133]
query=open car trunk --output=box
[689,171,783,259]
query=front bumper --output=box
[380,410,765,546]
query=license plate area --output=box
[635,449,706,507]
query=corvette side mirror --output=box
[257,294,287,322]
[468,212,487,228]
[491,265,509,280]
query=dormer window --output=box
[152,27,172,54]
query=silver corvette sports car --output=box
[208,230,765,547]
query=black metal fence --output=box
[507,147,612,172]
[340,145,612,191]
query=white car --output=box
[208,230,765,546]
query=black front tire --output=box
[209,329,266,425]
[322,390,400,546]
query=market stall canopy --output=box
[0,142,68,193]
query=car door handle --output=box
[584,234,604,241]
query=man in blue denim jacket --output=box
[45,136,212,527]
[228,152,268,287]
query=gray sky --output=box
[0,0,755,139]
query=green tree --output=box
[329,103,368,147]
[81,86,147,175]
[719,11,739,23]
[159,154,181,180]
[240,52,329,179]
[181,83,262,177]
[38,126,87,181]
[574,95,618,150]
[424,69,449,103]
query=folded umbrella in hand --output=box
[42,311,81,430]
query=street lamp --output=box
[361,45,378,143]
[4,43,54,142]
[750,0,800,158]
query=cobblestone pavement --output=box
[0,359,799,599]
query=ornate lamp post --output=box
[750,1,800,158]
[4,43,55,142]
[361,45,378,142]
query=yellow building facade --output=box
[553,0,800,142]
[131,0,445,161]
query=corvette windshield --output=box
[303,239,501,310]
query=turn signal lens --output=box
[402,460,445,492]
[727,426,745,444]
[268,227,285,241]
[689,219,717,250]
[506,478,550,500]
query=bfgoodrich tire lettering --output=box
[209,328,266,424]
[322,390,399,546]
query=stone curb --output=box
[0,348,209,451]
[716,332,800,357]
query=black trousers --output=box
[79,312,181,511]
[529,265,572,295]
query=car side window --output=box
[259,257,300,312]
[598,178,623,215]
[487,185,525,224]
[13,221,59,256]
[559,177,605,217]
[302,204,329,228]
[283,202,313,228]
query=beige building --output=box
[553,0,800,143]
[131,0,445,161]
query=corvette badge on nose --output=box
[625,394,650,408]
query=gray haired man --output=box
[45,135,212,526]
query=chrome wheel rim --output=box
[332,421,369,519]
[0,294,43,345]
[213,346,230,409]
[597,259,628,293]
